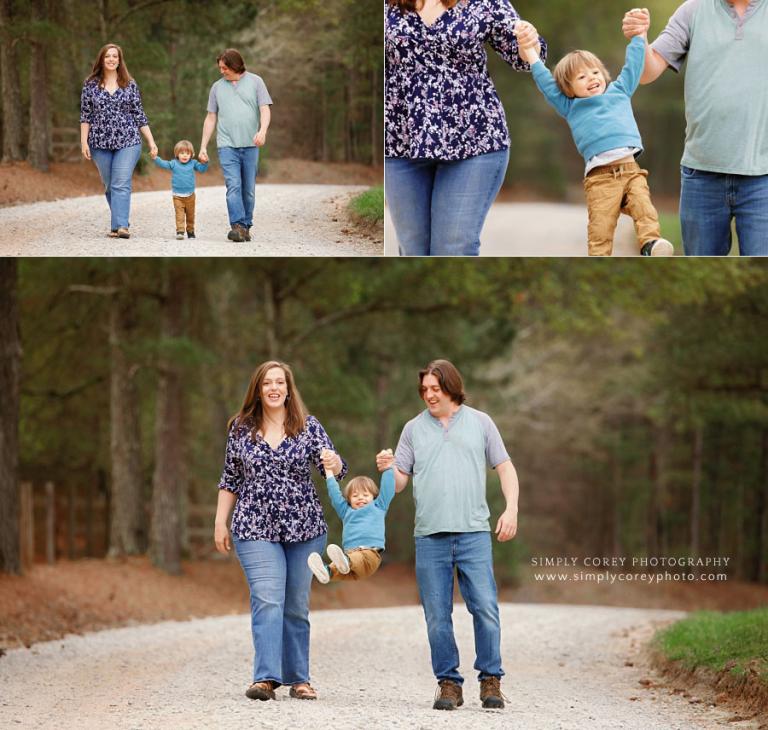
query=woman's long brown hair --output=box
[228,361,309,440]
[388,0,458,11]
[86,43,133,88]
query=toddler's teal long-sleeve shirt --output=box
[326,468,395,551]
[154,156,208,195]
[531,36,645,164]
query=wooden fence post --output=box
[67,483,76,560]
[19,482,34,570]
[45,481,55,565]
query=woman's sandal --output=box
[289,682,317,700]
[245,680,277,701]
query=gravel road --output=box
[0,603,754,729]
[0,185,382,256]
[385,202,640,256]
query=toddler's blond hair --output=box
[343,476,379,503]
[553,50,611,98]
[173,139,195,158]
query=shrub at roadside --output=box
[652,608,768,716]
[349,185,384,224]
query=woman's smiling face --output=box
[103,47,120,72]
[261,367,288,409]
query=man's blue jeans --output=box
[680,166,768,256]
[415,531,504,684]
[218,146,259,229]
[90,144,142,230]
[234,533,326,685]
[385,149,509,256]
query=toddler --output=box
[517,11,673,257]
[307,449,395,583]
[154,140,208,239]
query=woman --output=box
[385,0,546,255]
[80,43,158,239]
[214,360,346,701]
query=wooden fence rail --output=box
[18,481,219,565]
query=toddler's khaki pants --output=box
[329,547,382,581]
[583,159,661,256]
[173,193,196,233]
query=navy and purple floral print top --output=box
[218,415,348,543]
[79,79,149,151]
[385,0,547,160]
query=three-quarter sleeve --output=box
[307,416,349,481]
[79,83,93,124]
[130,81,149,127]
[487,0,547,72]
[217,426,244,494]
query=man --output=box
[623,3,768,255]
[377,359,519,711]
[199,49,272,243]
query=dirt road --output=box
[0,185,382,256]
[0,604,753,729]
[385,202,640,256]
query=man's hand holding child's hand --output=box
[623,8,650,40]
[514,20,542,66]
[376,449,394,472]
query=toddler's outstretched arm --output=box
[153,155,172,170]
[515,21,541,67]
[518,22,572,119]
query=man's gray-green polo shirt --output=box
[651,0,768,175]
[394,405,510,538]
[206,72,273,149]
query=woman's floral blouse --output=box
[385,0,547,160]
[218,415,348,542]
[79,79,149,150]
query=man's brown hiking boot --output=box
[245,680,277,701]
[433,679,463,710]
[480,676,504,709]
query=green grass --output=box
[658,212,683,253]
[658,212,740,255]
[654,607,768,679]
[349,185,384,224]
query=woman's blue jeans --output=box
[415,531,504,684]
[90,144,142,230]
[218,146,259,228]
[234,533,326,685]
[680,166,768,256]
[385,149,509,256]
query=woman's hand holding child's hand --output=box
[321,448,340,476]
[376,449,394,472]
[622,8,650,39]
[514,20,542,65]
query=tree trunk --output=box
[371,65,380,166]
[0,259,21,574]
[28,0,50,171]
[263,275,282,360]
[611,446,623,558]
[108,292,146,557]
[150,263,185,575]
[646,424,665,562]
[0,0,24,162]
[690,424,703,559]
[759,429,768,583]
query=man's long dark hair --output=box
[419,359,466,405]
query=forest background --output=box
[0,0,382,172]
[495,0,689,201]
[1,258,767,594]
